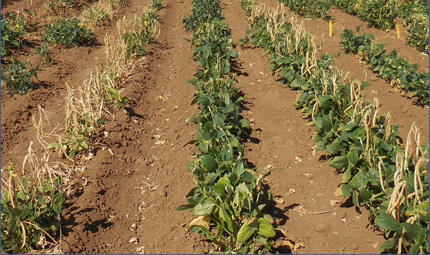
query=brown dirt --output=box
[1,0,428,254]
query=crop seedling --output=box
[44,0,74,15]
[36,45,56,66]
[43,18,96,48]
[121,0,162,58]
[1,59,41,94]
[1,13,29,57]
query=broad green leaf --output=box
[417,200,429,221]
[199,154,217,172]
[196,94,211,107]
[217,176,232,188]
[240,119,250,129]
[376,212,402,233]
[329,155,349,170]
[326,141,343,154]
[349,171,367,189]
[214,112,225,127]
[342,167,352,183]
[16,191,25,202]
[290,78,304,88]
[222,103,235,114]
[175,204,195,211]
[257,218,275,238]
[379,240,394,251]
[352,190,359,207]
[237,217,258,243]
[359,188,372,201]
[219,205,233,232]
[340,184,352,197]
[193,200,215,216]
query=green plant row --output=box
[177,0,276,253]
[332,0,398,31]
[340,28,429,106]
[279,0,429,53]
[279,0,332,19]
[332,0,429,52]
[240,0,429,253]
[398,0,429,53]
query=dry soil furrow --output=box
[60,0,210,253]
[0,0,149,167]
[222,0,386,253]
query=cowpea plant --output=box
[177,0,276,253]
[240,0,429,253]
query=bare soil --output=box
[1,0,428,254]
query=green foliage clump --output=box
[341,28,429,106]
[1,13,28,57]
[280,0,332,19]
[1,170,65,253]
[1,59,41,94]
[43,18,95,48]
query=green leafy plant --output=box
[341,28,429,106]
[280,0,332,19]
[44,0,74,15]
[1,13,29,57]
[1,59,41,94]
[43,18,95,48]
[36,45,56,66]
[1,169,65,253]
[121,0,163,58]
[88,7,110,26]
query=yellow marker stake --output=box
[396,24,401,38]
[329,20,333,37]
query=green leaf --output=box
[290,78,304,88]
[199,154,217,172]
[326,141,343,154]
[237,217,258,243]
[16,190,25,202]
[340,184,351,197]
[359,188,372,201]
[417,200,429,219]
[214,112,225,127]
[376,212,402,233]
[342,167,352,183]
[219,204,233,232]
[352,190,359,207]
[329,155,349,170]
[175,204,195,211]
[379,240,394,251]
[222,103,235,114]
[349,171,367,189]
[257,218,275,238]
[193,200,215,216]
[240,119,250,129]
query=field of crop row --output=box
[1,0,428,253]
